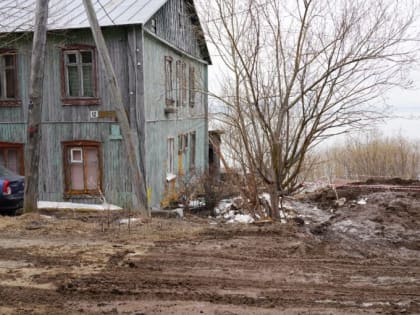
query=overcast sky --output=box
[202,1,420,142]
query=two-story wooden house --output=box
[0,0,211,209]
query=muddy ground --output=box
[0,181,419,314]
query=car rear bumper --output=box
[0,196,24,211]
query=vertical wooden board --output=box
[144,0,204,60]
[145,119,207,208]
[37,122,133,207]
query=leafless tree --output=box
[200,0,418,218]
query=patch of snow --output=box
[188,199,205,208]
[173,208,184,218]
[215,199,233,214]
[40,215,54,220]
[119,218,140,224]
[224,210,235,220]
[259,193,271,203]
[38,201,122,211]
[227,214,254,224]
[357,198,367,205]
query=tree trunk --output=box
[82,0,149,216]
[24,0,49,213]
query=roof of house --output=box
[0,0,211,63]
[0,0,168,32]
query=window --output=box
[183,134,188,151]
[165,56,174,107]
[0,143,24,175]
[178,134,183,153]
[0,51,19,106]
[167,138,175,174]
[189,132,196,170]
[61,46,99,105]
[63,141,102,195]
[178,133,189,153]
[176,60,181,107]
[181,62,187,106]
[189,65,195,107]
[151,18,157,33]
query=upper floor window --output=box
[0,51,19,106]
[151,18,157,33]
[165,56,174,107]
[61,46,99,106]
[189,65,195,108]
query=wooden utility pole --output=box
[24,0,49,213]
[82,0,149,216]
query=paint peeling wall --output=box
[143,32,208,208]
[0,28,136,208]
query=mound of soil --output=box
[353,177,420,186]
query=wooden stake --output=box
[24,0,49,213]
[82,0,149,216]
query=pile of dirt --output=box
[354,177,420,186]
[296,180,420,258]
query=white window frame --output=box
[70,148,83,163]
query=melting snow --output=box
[119,218,140,224]
[357,198,367,205]
[227,214,255,224]
[38,201,122,211]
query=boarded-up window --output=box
[167,138,175,174]
[0,52,18,103]
[165,56,174,106]
[190,132,196,170]
[63,141,101,195]
[0,143,24,175]
[189,65,195,107]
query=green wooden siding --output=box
[143,33,208,207]
[0,0,209,209]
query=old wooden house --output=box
[0,0,211,209]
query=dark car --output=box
[0,164,24,214]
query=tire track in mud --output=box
[51,235,420,313]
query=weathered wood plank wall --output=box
[0,28,136,208]
[142,0,209,207]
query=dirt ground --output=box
[0,181,419,314]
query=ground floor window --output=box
[0,142,24,175]
[63,141,102,195]
[167,137,175,174]
[189,132,196,170]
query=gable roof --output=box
[0,0,168,32]
[0,0,211,63]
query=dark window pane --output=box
[66,53,77,64]
[67,66,80,96]
[0,150,4,166]
[82,65,94,97]
[81,51,92,63]
[7,149,18,174]
[6,69,16,98]
[4,55,14,67]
